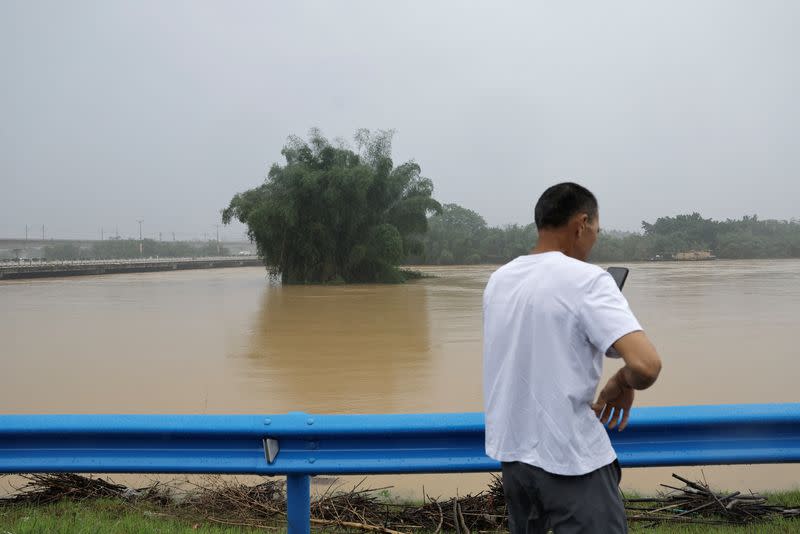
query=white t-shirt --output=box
[483,251,642,476]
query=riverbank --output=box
[0,257,263,280]
[1,474,798,533]
[3,499,800,533]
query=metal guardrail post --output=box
[286,474,311,534]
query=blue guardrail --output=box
[2,403,800,534]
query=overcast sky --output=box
[2,1,799,240]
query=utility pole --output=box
[137,219,144,256]
[116,226,119,239]
[25,225,28,242]
[101,227,104,241]
[215,224,220,255]
[42,225,45,240]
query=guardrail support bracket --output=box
[263,438,280,464]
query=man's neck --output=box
[531,231,571,256]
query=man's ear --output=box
[573,213,588,236]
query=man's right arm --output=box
[611,331,662,390]
[593,331,662,430]
[581,272,662,430]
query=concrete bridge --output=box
[0,256,263,280]
[0,238,256,260]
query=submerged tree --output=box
[222,129,442,283]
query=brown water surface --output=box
[2,260,799,496]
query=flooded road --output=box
[2,260,799,495]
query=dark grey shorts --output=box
[501,460,627,534]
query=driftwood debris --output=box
[625,473,800,526]
[1,473,146,504]
[2,472,799,531]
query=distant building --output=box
[674,250,717,261]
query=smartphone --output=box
[606,266,629,290]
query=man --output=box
[483,182,662,534]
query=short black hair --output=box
[534,182,598,230]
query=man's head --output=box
[534,182,600,261]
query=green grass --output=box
[629,521,799,533]
[764,488,800,508]
[0,499,276,534]
[1,492,798,534]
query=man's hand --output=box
[592,371,635,431]
[592,330,662,431]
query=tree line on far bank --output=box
[223,129,800,284]
[414,207,800,265]
[44,210,798,265]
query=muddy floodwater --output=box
[2,260,799,497]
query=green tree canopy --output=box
[414,207,800,265]
[222,129,442,283]
[593,213,800,261]
[425,203,488,264]
[414,203,537,265]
